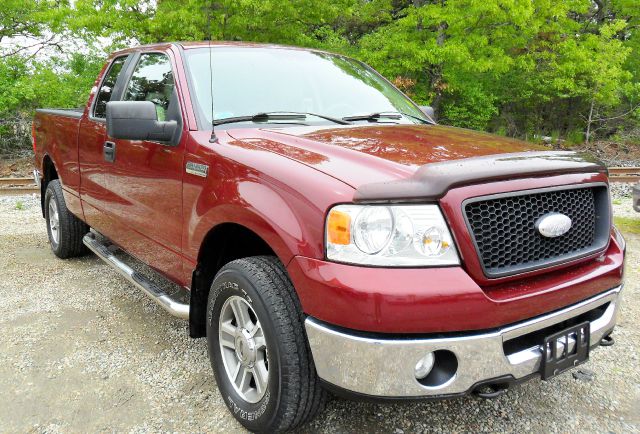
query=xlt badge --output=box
[186,161,209,178]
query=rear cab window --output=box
[93,56,128,119]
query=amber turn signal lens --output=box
[327,209,351,245]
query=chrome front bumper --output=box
[305,286,622,398]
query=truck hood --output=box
[228,124,550,188]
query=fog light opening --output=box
[415,350,458,388]
[414,352,435,380]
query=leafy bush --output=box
[0,115,32,157]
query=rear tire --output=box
[44,179,89,259]
[206,256,327,432]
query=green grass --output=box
[14,200,24,210]
[614,216,640,235]
[612,198,622,205]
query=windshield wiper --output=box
[342,112,402,122]
[401,111,432,124]
[342,111,430,124]
[288,111,352,125]
[213,112,304,126]
[213,111,351,126]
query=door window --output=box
[93,56,128,118]
[124,53,175,121]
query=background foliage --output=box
[1,0,639,155]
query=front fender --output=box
[183,132,356,268]
[189,180,317,265]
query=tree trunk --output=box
[593,0,606,24]
[585,98,595,144]
[429,19,448,116]
[414,0,447,117]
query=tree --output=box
[0,0,73,58]
[1,0,639,153]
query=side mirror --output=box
[106,101,177,142]
[419,105,436,122]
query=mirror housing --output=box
[419,105,436,122]
[106,101,178,143]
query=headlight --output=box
[325,204,459,266]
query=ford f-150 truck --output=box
[33,42,625,432]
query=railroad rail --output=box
[608,167,640,183]
[1,167,639,196]
[0,177,34,187]
[0,177,39,196]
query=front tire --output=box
[206,256,327,432]
[44,179,89,259]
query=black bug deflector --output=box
[353,151,607,203]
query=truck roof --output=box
[111,41,329,56]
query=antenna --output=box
[208,38,217,143]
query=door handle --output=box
[104,141,116,162]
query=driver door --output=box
[102,51,186,283]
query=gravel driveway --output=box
[0,195,638,433]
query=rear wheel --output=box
[206,256,327,432]
[44,179,89,258]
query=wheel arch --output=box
[189,222,282,338]
[40,154,59,217]
[185,176,330,338]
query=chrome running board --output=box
[83,232,190,319]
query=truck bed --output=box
[33,108,84,208]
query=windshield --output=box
[184,47,429,128]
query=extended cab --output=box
[33,42,625,432]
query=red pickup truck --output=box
[33,42,625,432]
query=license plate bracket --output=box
[541,321,590,380]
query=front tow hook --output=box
[472,384,509,399]
[600,334,615,347]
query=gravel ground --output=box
[613,196,639,219]
[0,194,638,433]
[610,182,638,200]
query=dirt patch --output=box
[574,141,640,166]
[0,155,34,178]
[554,141,640,167]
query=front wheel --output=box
[206,256,327,432]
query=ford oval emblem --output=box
[535,212,572,238]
